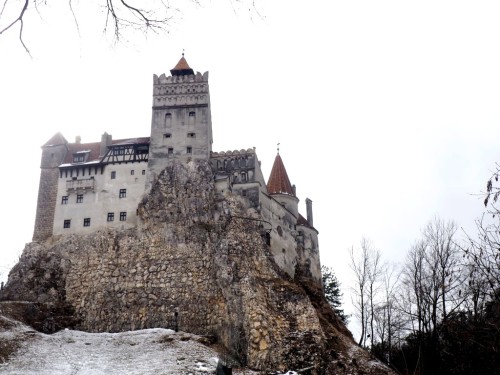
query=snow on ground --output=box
[0,320,267,375]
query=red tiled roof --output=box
[297,214,312,228]
[62,137,150,164]
[63,142,101,164]
[267,154,294,196]
[170,56,195,76]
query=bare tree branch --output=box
[0,0,28,35]
[68,0,81,38]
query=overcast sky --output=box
[1,1,500,336]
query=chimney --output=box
[100,132,112,157]
[75,135,81,144]
[306,198,313,227]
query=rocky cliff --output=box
[1,159,392,374]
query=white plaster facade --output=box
[53,161,148,236]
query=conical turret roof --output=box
[267,153,294,196]
[42,132,68,147]
[170,54,194,76]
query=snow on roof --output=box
[59,160,101,168]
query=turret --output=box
[33,132,68,241]
[147,54,213,188]
[267,152,299,219]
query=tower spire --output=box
[170,53,194,76]
[267,152,294,196]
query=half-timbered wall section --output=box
[102,142,149,164]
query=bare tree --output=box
[349,239,369,347]
[373,262,402,365]
[402,217,464,337]
[349,237,383,348]
[402,240,428,333]
[367,246,383,348]
[423,217,464,323]
[0,0,258,54]
[463,215,500,304]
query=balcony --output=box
[66,178,94,191]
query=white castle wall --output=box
[52,162,148,235]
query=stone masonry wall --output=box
[32,168,59,242]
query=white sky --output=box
[1,1,500,335]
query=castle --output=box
[1,55,393,374]
[32,55,321,282]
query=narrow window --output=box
[164,133,172,138]
[187,132,196,138]
[76,194,83,203]
[107,213,114,222]
[142,170,146,175]
[111,171,116,179]
[61,196,68,205]
[242,189,247,197]
[189,111,195,117]
[64,220,71,229]
[83,218,91,227]
[188,111,195,125]
[120,212,127,221]
[168,147,174,155]
[131,170,135,176]
[186,146,192,154]
[119,189,126,198]
[165,113,172,127]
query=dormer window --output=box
[73,151,89,163]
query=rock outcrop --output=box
[1,160,392,374]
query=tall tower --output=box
[32,133,68,242]
[147,55,213,186]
